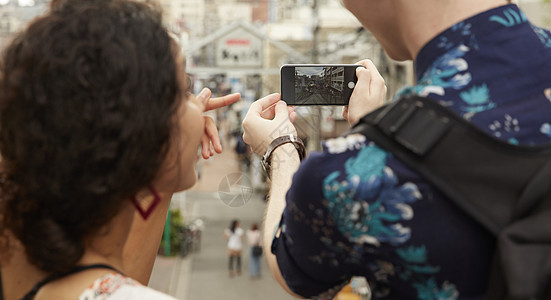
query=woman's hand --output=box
[342,59,387,126]
[122,88,239,284]
[242,93,297,156]
[195,88,240,159]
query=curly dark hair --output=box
[0,0,183,274]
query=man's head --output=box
[342,0,511,61]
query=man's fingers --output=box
[346,60,387,125]
[289,111,298,123]
[288,106,297,123]
[262,103,296,120]
[356,61,386,98]
[366,60,384,79]
[274,101,289,121]
[260,102,278,119]
[248,93,281,115]
[356,65,371,79]
[356,59,385,84]
[287,106,295,115]
[342,106,349,121]
[356,67,373,95]
[242,132,249,146]
[205,93,241,111]
[371,78,387,101]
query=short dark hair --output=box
[0,0,182,273]
[251,223,259,231]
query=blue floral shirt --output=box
[272,4,551,300]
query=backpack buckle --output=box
[371,98,451,156]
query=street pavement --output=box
[149,148,296,300]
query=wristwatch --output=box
[261,134,306,179]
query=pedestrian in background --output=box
[224,219,243,277]
[0,0,239,299]
[246,223,262,279]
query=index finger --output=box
[354,59,383,78]
[205,93,241,111]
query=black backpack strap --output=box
[20,263,122,300]
[351,95,551,299]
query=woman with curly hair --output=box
[0,0,239,299]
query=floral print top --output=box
[272,4,551,300]
[77,273,176,300]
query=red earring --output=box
[131,186,161,220]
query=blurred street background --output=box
[147,147,296,299]
[1,0,550,299]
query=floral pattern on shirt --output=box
[532,24,551,48]
[323,144,421,247]
[459,84,496,120]
[322,142,458,299]
[276,4,551,300]
[541,123,551,138]
[395,44,472,101]
[489,8,527,27]
[324,134,367,154]
[398,6,551,144]
[78,273,138,300]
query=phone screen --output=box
[280,64,362,105]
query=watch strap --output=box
[261,134,306,179]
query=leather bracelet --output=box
[261,134,306,179]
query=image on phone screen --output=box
[280,64,362,106]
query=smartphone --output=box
[280,64,364,105]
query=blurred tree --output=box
[159,209,185,256]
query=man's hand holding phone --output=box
[242,93,298,156]
[343,59,387,125]
[242,59,386,155]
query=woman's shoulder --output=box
[78,273,177,300]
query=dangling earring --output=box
[131,185,161,220]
